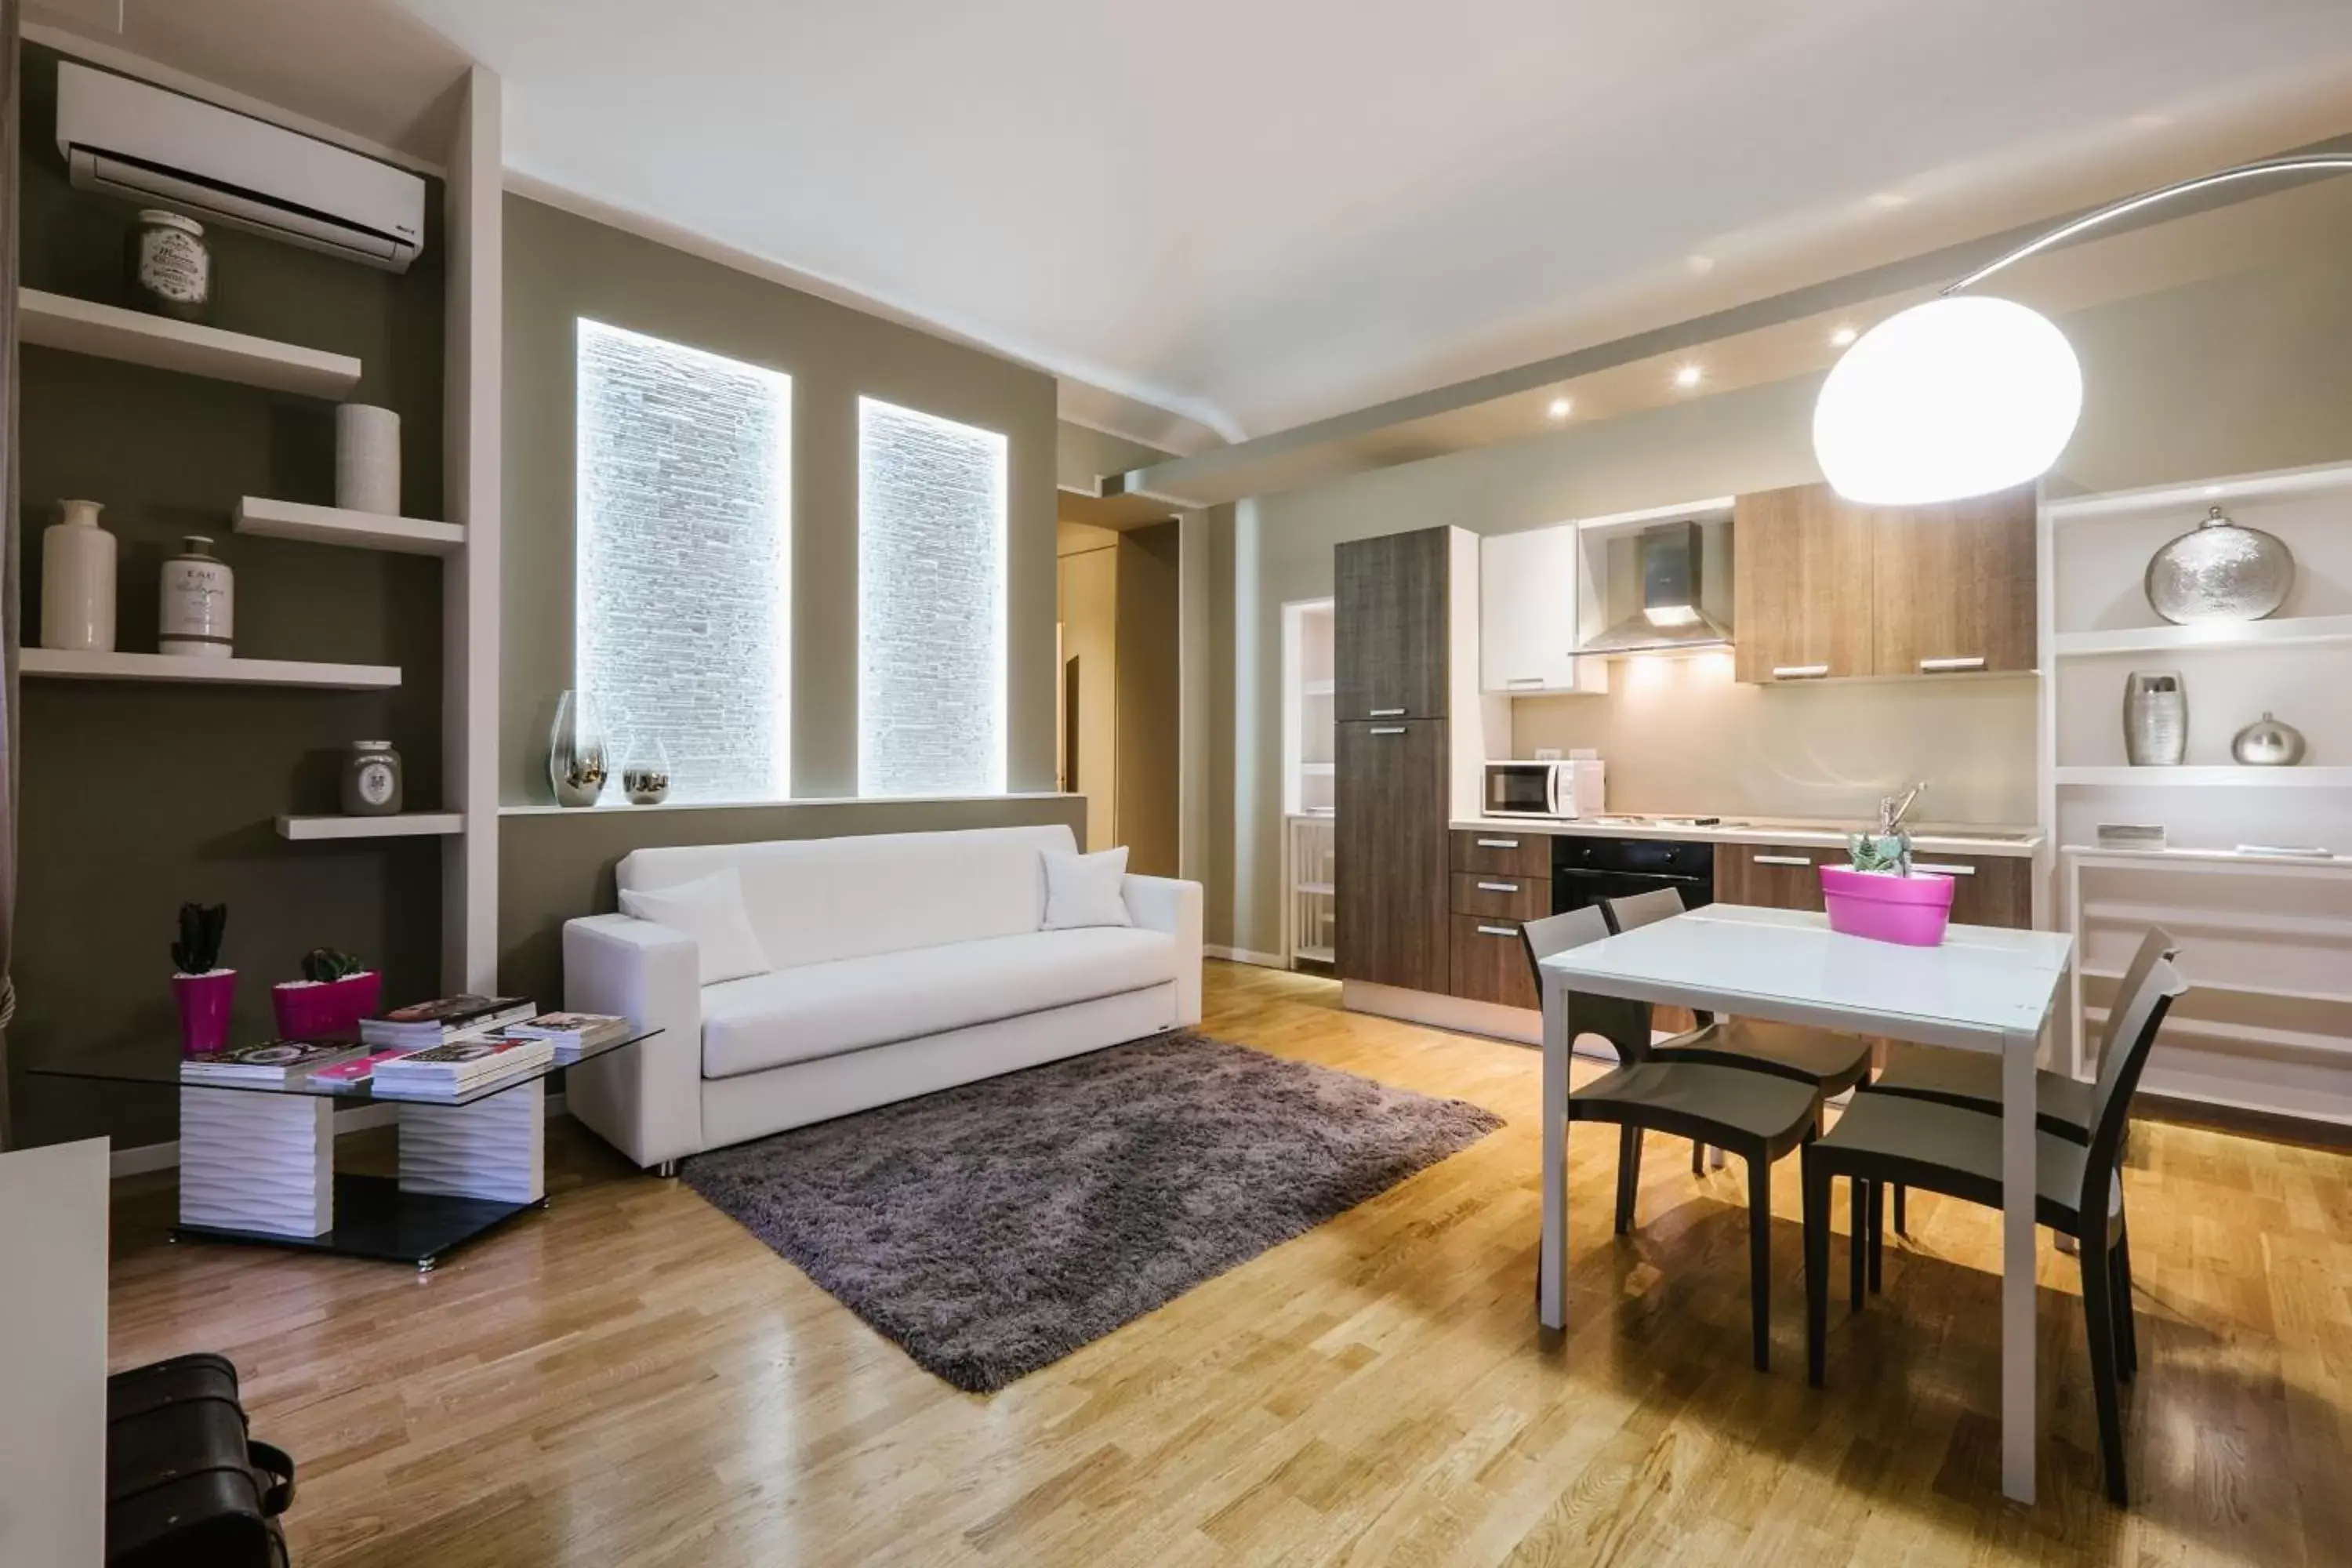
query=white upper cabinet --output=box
[1480,524,1602,694]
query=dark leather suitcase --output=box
[106,1352,295,1567]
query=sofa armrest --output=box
[563,913,705,1168]
[1123,874,1203,1027]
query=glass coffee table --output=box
[28,1029,657,1272]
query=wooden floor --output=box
[105,961,2349,1566]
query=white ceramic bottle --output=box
[159,535,234,659]
[39,499,116,652]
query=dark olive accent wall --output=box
[496,795,1086,1010]
[11,45,445,1148]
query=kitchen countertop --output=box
[1449,814,2044,858]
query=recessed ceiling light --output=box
[1830,325,1859,347]
[1674,365,1704,389]
[1546,396,1573,420]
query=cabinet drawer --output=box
[1451,871,1548,920]
[1451,829,1552,877]
[1718,844,1830,912]
[1450,914,1538,1011]
[1909,853,2032,930]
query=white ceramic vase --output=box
[40,499,116,652]
[335,404,401,515]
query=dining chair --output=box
[1800,950,2187,1505]
[1863,926,2179,1233]
[1602,889,1877,1174]
[1521,907,1826,1372]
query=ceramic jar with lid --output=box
[159,535,234,658]
[129,209,211,321]
[342,742,404,815]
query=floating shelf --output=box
[2081,967,2352,1007]
[2053,765,2352,789]
[1297,881,1336,896]
[277,814,464,841]
[20,289,361,397]
[234,498,464,556]
[2062,844,2352,870]
[22,649,399,689]
[2051,614,2352,658]
[2045,460,2352,524]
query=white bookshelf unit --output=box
[2039,460,2352,1126]
[276,814,466,841]
[234,496,466,556]
[1282,598,1338,967]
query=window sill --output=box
[497,792,1077,817]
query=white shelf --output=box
[2062,844,2352,872]
[20,289,361,397]
[2045,459,2352,524]
[1297,881,1335,896]
[2081,967,2352,1007]
[277,813,464,841]
[1301,680,1334,697]
[1294,945,1334,964]
[2050,614,2352,658]
[1301,762,1334,775]
[234,498,464,556]
[22,649,399,689]
[2082,1004,2348,1060]
[2053,765,2352,789]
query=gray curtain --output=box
[0,0,20,1152]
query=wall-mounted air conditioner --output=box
[56,60,426,273]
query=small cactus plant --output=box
[172,902,227,975]
[299,946,368,983]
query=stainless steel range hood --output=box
[1578,521,1733,655]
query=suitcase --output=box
[106,1352,296,1568]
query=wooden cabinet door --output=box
[1451,915,1538,1010]
[1451,829,1552,878]
[1450,871,1549,922]
[1717,844,1830,912]
[1336,719,1450,991]
[1733,485,1875,684]
[1479,524,1584,694]
[1870,485,2038,676]
[1909,852,2032,929]
[1336,528,1448,721]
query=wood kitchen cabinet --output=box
[1720,841,2030,928]
[1733,481,2036,682]
[1336,528,1449,720]
[1908,851,2032,928]
[1336,717,1450,992]
[1450,913,1539,1010]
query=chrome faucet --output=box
[1879,780,1927,837]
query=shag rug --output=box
[681,1030,1502,1392]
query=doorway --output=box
[1056,518,1181,876]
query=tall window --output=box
[857,397,1008,796]
[576,320,793,804]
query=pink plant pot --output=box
[1820,865,1955,948]
[271,971,381,1038]
[173,968,238,1057]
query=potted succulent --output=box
[171,902,234,1057]
[271,946,382,1039]
[1819,782,1955,947]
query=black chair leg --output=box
[1747,1151,1772,1373]
[1848,1178,1867,1311]
[1802,1150,1829,1387]
[2078,1232,2130,1507]
[1614,1125,1645,1234]
[1893,1183,1908,1236]
[1867,1180,1885,1294]
[2114,1223,2139,1380]
[1691,1139,1705,1176]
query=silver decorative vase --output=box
[549,690,609,807]
[2123,672,2186,767]
[2231,711,2307,767]
[2144,506,2294,625]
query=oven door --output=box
[1550,866,1710,914]
[1483,764,1558,818]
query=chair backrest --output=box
[1518,907,1654,1064]
[1604,887,1688,935]
[2094,925,2180,1064]
[2078,949,2189,1225]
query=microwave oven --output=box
[1481,759,1605,819]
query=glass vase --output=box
[621,737,673,806]
[549,690,610,807]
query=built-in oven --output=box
[1550,835,1714,916]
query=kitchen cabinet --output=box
[1446,830,1552,1009]
[1720,841,2030,928]
[1336,528,1448,720]
[1450,913,1538,1010]
[1336,717,1450,992]
[1450,870,1548,922]
[1450,829,1552,879]
[1479,524,1601,695]
[1907,851,2031,929]
[1733,485,1875,684]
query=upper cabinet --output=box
[1479,524,1606,695]
[1336,528,1449,720]
[1733,481,2036,683]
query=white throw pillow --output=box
[1041,846,1134,931]
[619,867,771,985]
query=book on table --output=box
[180,1039,366,1086]
[360,994,535,1049]
[368,1035,554,1097]
[501,1011,630,1061]
[309,1045,427,1087]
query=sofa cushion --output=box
[619,823,1078,971]
[699,925,1178,1080]
[617,867,771,985]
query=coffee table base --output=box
[174,1173,545,1272]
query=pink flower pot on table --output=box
[172,968,238,1057]
[270,971,383,1038]
[1820,865,1955,947]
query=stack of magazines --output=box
[360,995,536,1050]
[502,1011,630,1062]
[368,1036,554,1098]
[181,1039,364,1086]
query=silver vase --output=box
[2144,506,2294,625]
[2231,711,2307,767]
[549,690,610,807]
[2122,672,2186,767]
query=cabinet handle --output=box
[1368,707,1406,717]
[1911,862,1978,876]
[1506,676,1548,688]
[1476,924,1517,938]
[1475,837,1519,848]
[1753,854,1813,866]
[1918,655,1987,673]
[1368,726,1406,735]
[1771,663,1831,680]
[1475,880,1519,893]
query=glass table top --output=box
[24,1028,659,1109]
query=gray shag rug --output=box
[681,1030,1501,1393]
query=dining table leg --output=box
[1539,970,1569,1330]
[1999,1022,2039,1504]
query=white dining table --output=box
[1536,902,2074,1504]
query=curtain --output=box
[0,0,21,1152]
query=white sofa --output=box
[562,823,1203,1168]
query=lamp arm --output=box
[1944,153,2352,296]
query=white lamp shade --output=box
[1812,295,2082,506]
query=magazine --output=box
[502,1011,630,1060]
[181,1039,365,1086]
[360,994,536,1048]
